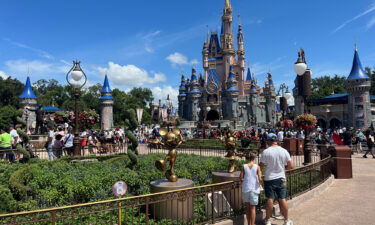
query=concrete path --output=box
[266,154,375,225]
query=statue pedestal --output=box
[150,178,194,222]
[212,171,242,210]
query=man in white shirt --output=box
[260,133,294,225]
[9,126,20,160]
[9,126,19,147]
[277,130,284,142]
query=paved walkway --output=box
[267,154,375,225]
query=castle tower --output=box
[221,0,235,83]
[237,22,245,95]
[248,82,258,124]
[264,72,277,125]
[346,47,371,129]
[178,74,187,118]
[222,66,239,119]
[100,75,114,130]
[19,76,37,131]
[187,68,202,121]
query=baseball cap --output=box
[267,133,277,141]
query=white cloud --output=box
[4,59,72,78]
[5,59,54,74]
[0,70,8,79]
[332,3,375,33]
[166,52,199,68]
[366,16,375,29]
[97,62,166,87]
[190,59,199,65]
[151,85,179,106]
[166,52,189,65]
[3,38,54,59]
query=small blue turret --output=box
[246,67,252,82]
[100,75,114,130]
[347,48,369,80]
[19,77,36,99]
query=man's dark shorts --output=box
[264,178,287,199]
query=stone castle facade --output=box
[306,48,374,129]
[178,0,277,126]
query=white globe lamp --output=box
[294,62,307,76]
[71,69,83,81]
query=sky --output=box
[1,0,375,105]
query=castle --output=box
[308,47,375,129]
[178,0,277,127]
[19,75,114,132]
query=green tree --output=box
[0,106,19,129]
[0,77,24,108]
[310,75,346,99]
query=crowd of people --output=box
[44,126,127,160]
[0,125,21,162]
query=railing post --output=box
[288,175,292,199]
[200,146,202,157]
[309,167,312,190]
[145,196,150,225]
[211,186,215,224]
[118,200,122,225]
[51,211,56,225]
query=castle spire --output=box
[100,75,114,130]
[347,47,369,80]
[246,68,252,82]
[225,0,231,9]
[101,74,112,93]
[19,76,36,99]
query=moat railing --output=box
[0,154,332,225]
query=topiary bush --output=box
[1,154,230,213]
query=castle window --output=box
[355,97,363,103]
[356,120,365,128]
[355,105,364,110]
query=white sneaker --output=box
[283,220,293,225]
[264,220,272,225]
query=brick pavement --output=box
[263,154,375,225]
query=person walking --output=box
[53,134,64,158]
[9,125,19,161]
[63,128,74,156]
[260,133,294,225]
[0,127,13,162]
[46,127,57,161]
[363,129,375,158]
[240,153,262,225]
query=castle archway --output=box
[206,110,220,121]
[329,118,342,129]
[317,119,327,129]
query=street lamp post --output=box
[294,48,312,164]
[277,83,291,121]
[66,61,87,157]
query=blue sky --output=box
[1,0,375,104]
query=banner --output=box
[136,108,144,124]
[161,108,168,121]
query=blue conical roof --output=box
[101,75,112,93]
[228,66,236,80]
[19,77,36,99]
[347,49,369,80]
[267,72,273,85]
[246,68,252,81]
[221,22,224,35]
[191,68,198,81]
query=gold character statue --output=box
[155,128,184,182]
[219,128,239,173]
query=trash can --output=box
[296,139,304,155]
[283,138,297,155]
[332,145,352,179]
